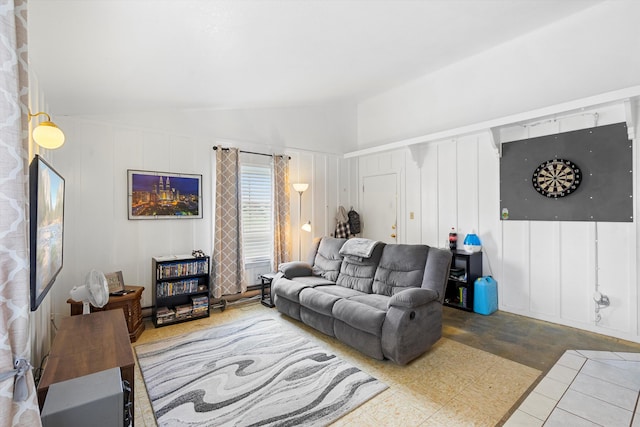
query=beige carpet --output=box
[133,301,541,426]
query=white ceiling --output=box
[28,0,602,116]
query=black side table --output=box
[259,273,277,308]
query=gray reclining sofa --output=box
[272,236,451,365]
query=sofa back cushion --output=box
[312,237,348,281]
[335,243,385,293]
[373,244,429,296]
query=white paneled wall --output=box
[477,135,501,278]
[48,117,355,328]
[529,222,560,317]
[358,101,640,343]
[559,222,593,324]
[287,151,354,261]
[437,142,459,245]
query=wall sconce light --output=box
[292,183,309,259]
[28,111,65,149]
[301,221,311,232]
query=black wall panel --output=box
[500,122,632,222]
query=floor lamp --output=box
[292,183,309,260]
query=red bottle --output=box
[448,227,457,250]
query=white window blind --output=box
[240,164,273,264]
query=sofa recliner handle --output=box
[388,288,440,309]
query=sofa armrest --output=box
[388,288,440,309]
[278,261,313,278]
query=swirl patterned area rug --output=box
[136,316,388,426]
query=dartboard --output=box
[532,159,581,198]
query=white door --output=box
[361,173,397,244]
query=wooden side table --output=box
[67,285,145,342]
[259,273,277,308]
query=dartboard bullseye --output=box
[532,159,581,198]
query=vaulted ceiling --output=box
[29,0,602,115]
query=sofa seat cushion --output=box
[310,285,364,299]
[299,288,342,317]
[373,244,429,296]
[293,276,336,287]
[312,237,348,281]
[347,294,390,312]
[332,298,386,337]
[272,278,311,304]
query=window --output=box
[240,163,273,264]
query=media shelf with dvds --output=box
[152,254,210,327]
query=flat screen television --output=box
[30,155,65,311]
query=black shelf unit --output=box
[152,255,210,327]
[444,250,482,312]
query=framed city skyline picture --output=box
[127,170,203,219]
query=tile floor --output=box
[132,300,540,426]
[505,350,640,426]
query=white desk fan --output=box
[70,269,110,314]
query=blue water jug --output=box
[473,276,498,315]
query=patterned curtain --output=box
[212,147,246,298]
[0,0,43,424]
[272,155,290,271]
